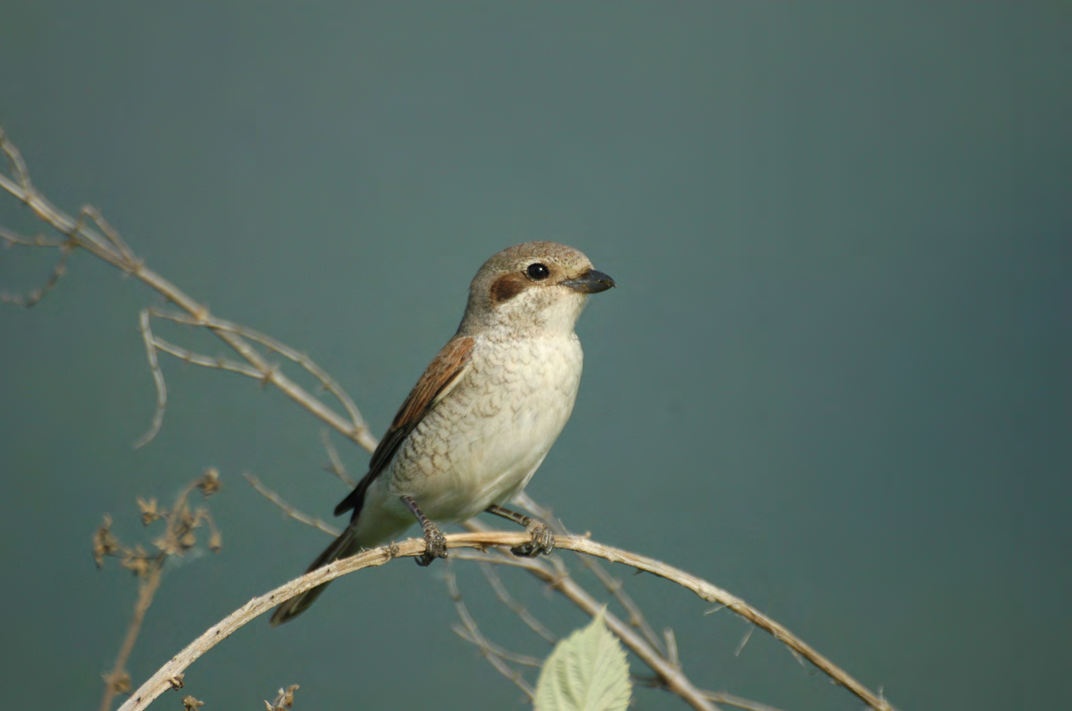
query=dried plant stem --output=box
[463,526,721,711]
[99,556,164,711]
[115,532,892,711]
[96,472,221,711]
[443,564,537,699]
[0,127,377,453]
[513,492,668,656]
[242,472,341,537]
[477,561,558,645]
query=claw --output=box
[511,521,555,558]
[416,525,448,566]
[402,495,449,567]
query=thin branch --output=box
[0,127,378,452]
[462,521,721,711]
[513,491,667,656]
[0,224,67,247]
[147,308,366,433]
[635,678,788,711]
[451,626,544,668]
[0,237,73,307]
[117,533,761,711]
[701,690,787,711]
[321,429,357,488]
[578,548,667,656]
[242,473,341,538]
[665,627,679,668]
[151,336,265,379]
[99,555,164,711]
[244,475,869,711]
[478,561,558,645]
[443,563,536,699]
[133,309,168,448]
[243,471,684,706]
[97,470,222,711]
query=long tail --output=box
[269,525,359,626]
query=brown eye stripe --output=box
[490,272,528,303]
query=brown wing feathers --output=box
[333,335,475,518]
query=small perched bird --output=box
[271,241,615,625]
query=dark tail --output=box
[270,525,358,626]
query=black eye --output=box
[526,263,550,280]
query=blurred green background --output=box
[1,3,1068,710]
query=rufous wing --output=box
[334,334,475,518]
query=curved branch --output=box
[0,127,378,453]
[117,532,893,711]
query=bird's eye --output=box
[526,263,550,280]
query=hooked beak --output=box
[562,269,616,294]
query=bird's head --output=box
[459,241,615,336]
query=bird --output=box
[270,241,615,625]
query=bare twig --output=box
[451,626,544,668]
[96,469,223,711]
[244,480,885,711]
[242,473,342,538]
[0,236,73,306]
[321,429,357,488]
[117,533,788,711]
[146,308,366,433]
[665,627,679,668]
[635,678,788,711]
[0,224,66,247]
[98,555,164,711]
[701,691,787,711]
[463,521,722,711]
[443,564,536,699]
[0,128,377,452]
[478,561,558,645]
[513,492,667,656]
[134,309,168,448]
[243,474,718,709]
[578,548,667,656]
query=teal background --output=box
[1,3,1068,710]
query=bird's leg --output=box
[485,504,555,557]
[401,495,448,566]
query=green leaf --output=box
[534,607,632,711]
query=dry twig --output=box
[0,127,377,452]
[114,530,893,711]
[443,564,537,699]
[242,472,341,538]
[95,469,223,711]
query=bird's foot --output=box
[401,495,449,567]
[416,523,448,567]
[511,520,555,558]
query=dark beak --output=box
[563,269,616,294]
